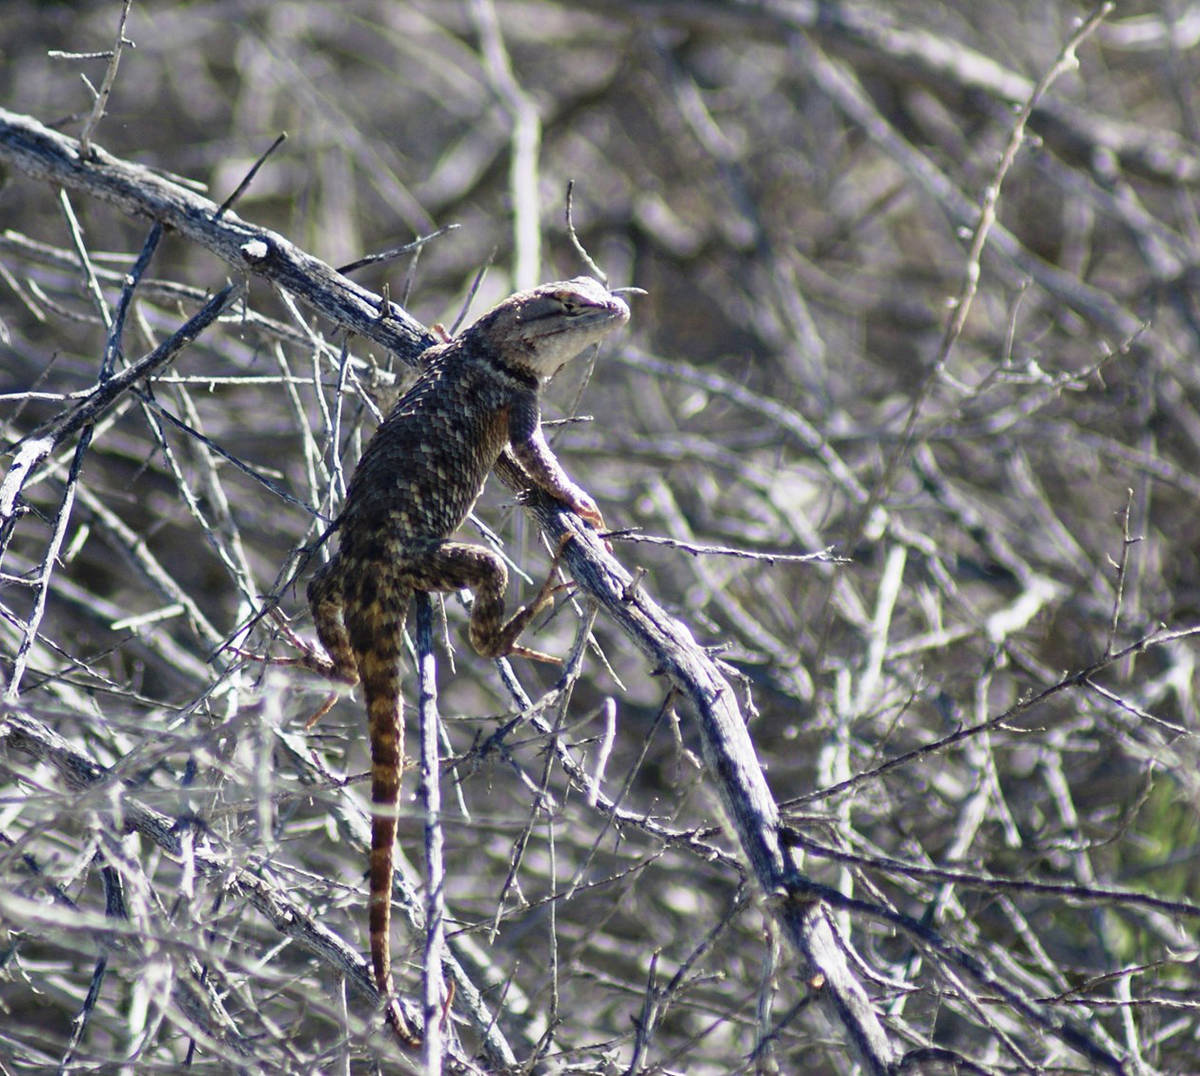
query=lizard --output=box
[298,276,630,1043]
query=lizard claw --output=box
[231,607,347,682]
[562,503,612,552]
[493,571,578,665]
[229,644,343,728]
[304,691,341,729]
[506,643,562,664]
[233,638,341,680]
[568,491,604,531]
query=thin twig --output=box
[818,2,1116,551]
[564,181,606,283]
[337,224,461,276]
[782,623,1200,808]
[415,594,447,1073]
[1105,486,1139,657]
[213,132,287,221]
[78,0,134,158]
[612,530,842,564]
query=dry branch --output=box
[500,467,896,1072]
[0,707,510,1074]
[0,107,435,364]
[0,101,904,1070]
[3,3,1198,1067]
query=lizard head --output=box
[469,276,630,379]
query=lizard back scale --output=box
[305,277,630,1042]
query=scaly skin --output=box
[304,277,629,1043]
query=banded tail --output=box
[309,560,419,1043]
[357,614,420,1046]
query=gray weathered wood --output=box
[0,107,436,363]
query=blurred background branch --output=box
[2,2,1199,1073]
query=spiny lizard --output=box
[303,276,629,1042]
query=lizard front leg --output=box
[508,410,604,531]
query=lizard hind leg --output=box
[306,557,360,685]
[412,541,564,661]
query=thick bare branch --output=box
[0,107,436,364]
[496,463,896,1074]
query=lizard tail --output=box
[354,609,421,1045]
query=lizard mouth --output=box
[527,307,628,346]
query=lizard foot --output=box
[231,610,355,727]
[259,607,352,680]
[229,638,342,728]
